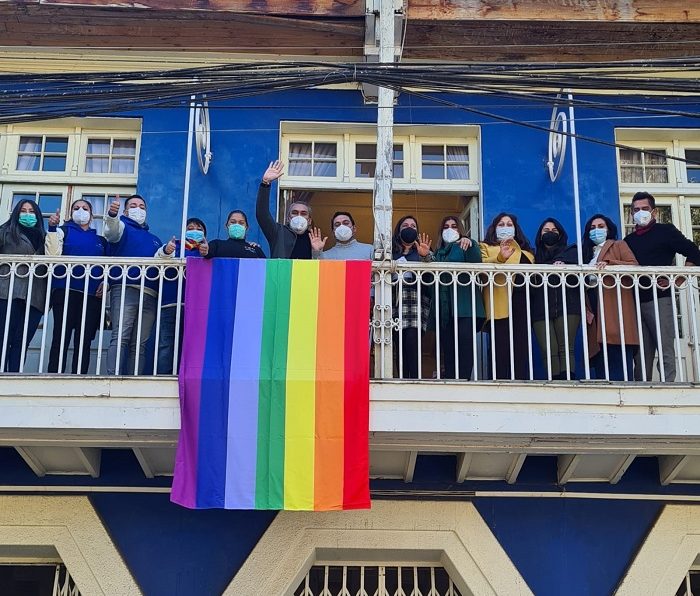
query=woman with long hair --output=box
[0,200,49,372]
[46,199,108,374]
[582,213,639,380]
[531,218,581,380]
[479,212,534,380]
[391,215,433,379]
[431,215,484,379]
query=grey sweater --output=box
[313,238,374,261]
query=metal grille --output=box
[676,569,700,596]
[294,565,462,596]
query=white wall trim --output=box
[616,504,700,595]
[225,500,533,596]
[0,495,141,595]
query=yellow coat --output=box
[479,241,534,320]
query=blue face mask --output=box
[18,213,37,228]
[185,229,205,243]
[228,223,246,240]
[589,228,608,245]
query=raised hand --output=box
[457,237,472,251]
[499,239,515,261]
[198,238,209,257]
[164,236,177,255]
[416,232,432,257]
[108,197,121,217]
[262,160,284,184]
[309,227,327,252]
[48,208,60,227]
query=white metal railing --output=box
[0,255,184,376]
[2,256,699,383]
[371,261,700,383]
[295,565,462,596]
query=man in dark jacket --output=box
[624,191,700,382]
[255,160,315,259]
[104,194,175,375]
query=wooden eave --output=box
[0,0,699,63]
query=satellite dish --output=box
[547,97,568,183]
[195,101,212,175]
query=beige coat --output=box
[586,240,639,357]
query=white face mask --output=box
[633,210,652,227]
[496,226,515,241]
[72,208,90,225]
[334,224,353,243]
[289,215,308,234]
[442,228,460,244]
[127,207,147,225]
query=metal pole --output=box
[372,0,398,379]
[567,90,583,266]
[179,94,196,258]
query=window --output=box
[0,118,140,223]
[281,124,480,191]
[619,148,668,184]
[685,149,700,184]
[295,565,462,596]
[421,144,469,180]
[289,141,337,177]
[85,138,136,174]
[78,192,120,234]
[11,191,63,225]
[16,136,69,172]
[354,143,404,178]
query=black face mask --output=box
[399,227,418,244]
[541,231,560,246]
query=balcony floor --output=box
[1,376,700,487]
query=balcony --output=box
[1,256,700,489]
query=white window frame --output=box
[680,143,700,187]
[279,122,481,194]
[78,132,140,179]
[349,135,407,183]
[616,141,676,192]
[0,183,136,227]
[282,134,343,185]
[0,118,140,186]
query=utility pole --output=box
[368,0,403,378]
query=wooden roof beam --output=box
[407,0,700,24]
[34,0,365,17]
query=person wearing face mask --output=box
[624,191,700,382]
[531,218,581,380]
[256,160,314,259]
[155,217,212,375]
[429,216,485,379]
[104,194,175,375]
[198,211,265,259]
[309,211,374,260]
[581,214,639,381]
[45,200,108,374]
[479,212,534,380]
[0,200,51,372]
[391,215,433,379]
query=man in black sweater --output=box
[255,160,319,259]
[624,191,700,382]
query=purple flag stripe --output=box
[225,259,267,508]
[171,257,212,508]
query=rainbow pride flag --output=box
[171,257,372,511]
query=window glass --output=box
[686,149,700,183]
[620,148,668,184]
[354,143,404,178]
[16,135,68,172]
[421,144,469,180]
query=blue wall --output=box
[132,91,700,252]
